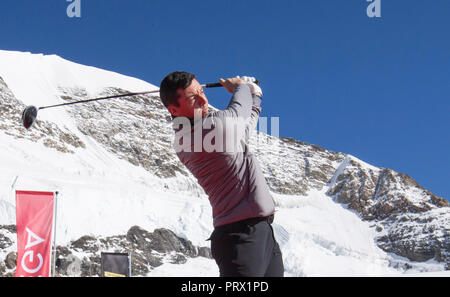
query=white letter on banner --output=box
[24,227,45,250]
[21,250,44,274]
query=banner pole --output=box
[129,253,132,277]
[11,176,18,206]
[51,191,59,277]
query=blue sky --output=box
[1,0,449,200]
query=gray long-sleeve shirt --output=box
[173,84,275,227]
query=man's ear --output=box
[168,105,178,117]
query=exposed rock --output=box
[327,157,449,265]
[5,252,16,269]
[126,226,199,262]
[0,234,12,249]
[71,235,99,253]
[0,77,85,153]
[68,88,188,179]
[58,254,82,277]
[374,208,449,264]
[81,255,101,277]
[198,246,212,259]
[0,225,16,233]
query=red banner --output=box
[15,191,55,277]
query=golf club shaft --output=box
[204,79,260,88]
[37,82,228,110]
[39,90,160,110]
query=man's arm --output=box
[219,77,253,120]
[211,76,262,152]
[245,95,262,141]
[239,77,263,141]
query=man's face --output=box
[168,79,209,119]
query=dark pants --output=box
[209,216,284,277]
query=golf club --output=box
[21,79,259,130]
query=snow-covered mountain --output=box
[0,50,448,276]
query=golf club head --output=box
[22,106,38,129]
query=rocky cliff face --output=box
[326,157,449,266]
[0,77,85,153]
[0,71,448,273]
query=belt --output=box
[215,214,274,232]
[244,214,274,225]
[208,214,275,241]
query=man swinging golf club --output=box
[159,71,284,277]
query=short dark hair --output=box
[159,71,196,108]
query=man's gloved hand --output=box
[238,76,263,97]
